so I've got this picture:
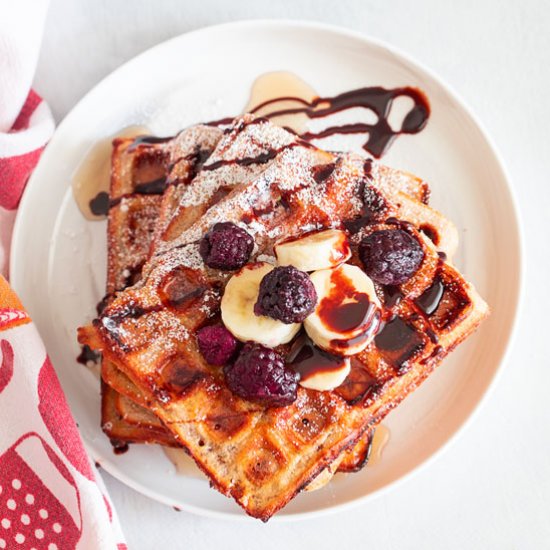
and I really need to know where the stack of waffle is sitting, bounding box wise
[79,116,488,520]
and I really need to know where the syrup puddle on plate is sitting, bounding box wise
[244,71,317,134]
[367,425,390,467]
[163,447,202,478]
[71,125,149,221]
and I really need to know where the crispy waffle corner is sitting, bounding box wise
[81,116,489,520]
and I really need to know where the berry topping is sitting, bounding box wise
[359,229,424,285]
[199,222,254,270]
[224,343,298,407]
[254,266,317,324]
[197,325,238,366]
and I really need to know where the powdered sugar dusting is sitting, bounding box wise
[169,125,222,165]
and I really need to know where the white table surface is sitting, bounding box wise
[34,1,549,548]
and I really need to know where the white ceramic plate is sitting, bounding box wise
[10,21,521,521]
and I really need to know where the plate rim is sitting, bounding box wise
[11,19,524,522]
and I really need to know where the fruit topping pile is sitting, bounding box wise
[194,222,425,406]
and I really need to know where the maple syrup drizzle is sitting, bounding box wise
[245,72,430,158]
[244,71,317,134]
[367,425,390,466]
[71,125,150,221]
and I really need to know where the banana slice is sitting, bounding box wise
[221,262,300,347]
[300,360,351,391]
[274,229,351,272]
[304,264,381,356]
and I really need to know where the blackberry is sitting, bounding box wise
[254,266,317,324]
[199,222,254,270]
[359,229,424,285]
[197,325,238,366]
[224,343,298,407]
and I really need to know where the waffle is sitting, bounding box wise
[81,116,488,520]
[102,120,380,478]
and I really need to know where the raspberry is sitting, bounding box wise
[254,266,317,324]
[359,229,424,285]
[199,222,254,270]
[224,343,298,407]
[197,325,238,366]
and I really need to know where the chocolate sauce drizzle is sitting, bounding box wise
[111,440,130,455]
[85,83,435,383]
[97,303,162,350]
[89,140,217,216]
[76,344,101,366]
[374,316,426,371]
[381,286,403,309]
[246,86,430,158]
[89,192,110,217]
[202,148,280,172]
[89,176,169,215]
[416,276,445,315]
[127,134,173,151]
[201,141,310,172]
[318,267,378,334]
[287,334,346,382]
[134,177,168,195]
[87,83,429,219]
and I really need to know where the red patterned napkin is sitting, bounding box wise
[0,279,126,549]
[0,4,127,549]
